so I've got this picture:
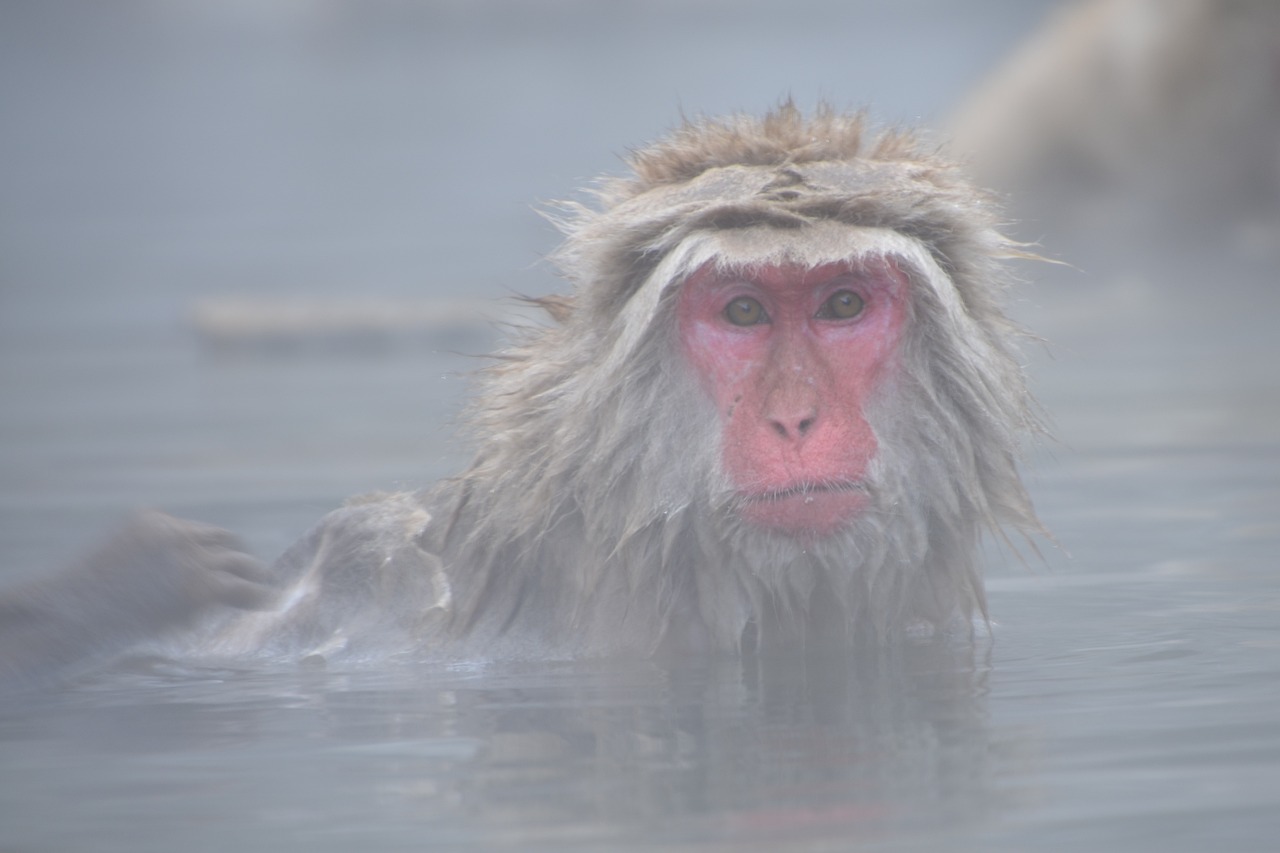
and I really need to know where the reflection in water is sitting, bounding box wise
[1,643,1000,850]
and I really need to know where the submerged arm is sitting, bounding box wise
[0,510,277,687]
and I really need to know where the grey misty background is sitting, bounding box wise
[0,0,1276,579]
[0,0,1058,331]
[0,0,1060,572]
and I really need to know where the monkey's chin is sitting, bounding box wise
[739,485,868,537]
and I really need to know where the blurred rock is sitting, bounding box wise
[192,296,536,356]
[951,0,1280,254]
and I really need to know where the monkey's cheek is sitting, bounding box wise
[739,490,868,538]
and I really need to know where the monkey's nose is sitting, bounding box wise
[769,411,818,441]
[763,372,821,442]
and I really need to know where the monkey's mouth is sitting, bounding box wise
[739,481,868,535]
[749,480,867,503]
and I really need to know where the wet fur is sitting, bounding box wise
[405,103,1044,659]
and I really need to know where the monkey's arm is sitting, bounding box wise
[210,491,452,661]
[0,510,277,687]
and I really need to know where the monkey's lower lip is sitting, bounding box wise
[748,481,867,503]
[740,482,868,535]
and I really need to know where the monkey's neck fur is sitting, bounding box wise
[428,105,1042,659]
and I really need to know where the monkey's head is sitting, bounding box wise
[465,104,1041,641]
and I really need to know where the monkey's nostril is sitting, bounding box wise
[770,416,815,439]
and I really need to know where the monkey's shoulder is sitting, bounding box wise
[275,489,443,594]
[215,490,454,660]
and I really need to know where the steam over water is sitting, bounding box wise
[2,2,1278,850]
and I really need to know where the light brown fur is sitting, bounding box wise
[231,103,1043,662]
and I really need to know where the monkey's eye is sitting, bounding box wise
[724,296,768,326]
[817,289,864,320]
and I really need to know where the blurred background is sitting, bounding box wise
[2,0,1280,601]
[0,0,1069,571]
[0,0,1276,596]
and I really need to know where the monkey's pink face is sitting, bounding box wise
[677,258,909,537]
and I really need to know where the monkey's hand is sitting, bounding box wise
[0,510,278,686]
[84,510,280,618]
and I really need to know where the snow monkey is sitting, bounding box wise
[0,104,1042,680]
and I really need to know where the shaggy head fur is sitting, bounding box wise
[435,103,1042,659]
